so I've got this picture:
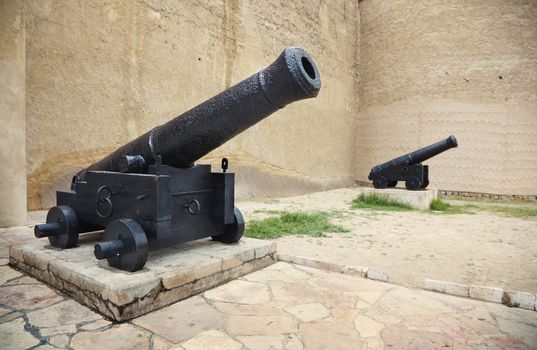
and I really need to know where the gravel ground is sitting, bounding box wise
[237,187,537,293]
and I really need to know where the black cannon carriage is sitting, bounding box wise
[34,47,321,271]
[368,136,458,190]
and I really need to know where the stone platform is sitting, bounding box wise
[358,187,438,210]
[9,233,276,321]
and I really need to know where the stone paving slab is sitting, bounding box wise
[2,260,537,349]
[9,232,276,321]
[135,262,537,349]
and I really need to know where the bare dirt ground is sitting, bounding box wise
[237,187,537,294]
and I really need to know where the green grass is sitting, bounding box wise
[429,198,537,218]
[348,191,537,219]
[245,211,349,239]
[429,198,451,211]
[351,193,413,211]
[482,205,537,218]
[429,198,476,214]
[351,193,537,219]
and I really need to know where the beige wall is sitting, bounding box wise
[2,0,536,224]
[357,0,537,195]
[0,0,26,226]
[24,0,360,210]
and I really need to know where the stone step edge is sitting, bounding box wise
[275,253,389,283]
[424,279,537,312]
[275,253,536,312]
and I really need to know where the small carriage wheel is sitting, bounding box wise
[372,176,388,189]
[34,206,80,249]
[405,177,422,191]
[96,219,148,272]
[212,207,245,244]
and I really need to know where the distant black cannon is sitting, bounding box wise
[34,47,321,271]
[368,136,458,190]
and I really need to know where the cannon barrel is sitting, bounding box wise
[82,47,321,178]
[370,135,458,174]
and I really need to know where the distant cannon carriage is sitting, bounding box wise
[34,47,321,271]
[368,136,458,190]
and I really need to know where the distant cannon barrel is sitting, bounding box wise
[371,135,458,175]
[81,47,321,178]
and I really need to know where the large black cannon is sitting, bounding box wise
[368,136,458,190]
[34,47,321,271]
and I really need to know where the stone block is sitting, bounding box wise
[9,233,275,321]
[276,254,343,272]
[501,290,536,311]
[277,254,369,278]
[367,269,389,283]
[424,279,469,297]
[469,285,504,304]
[341,264,368,278]
[357,187,438,210]
[423,279,444,293]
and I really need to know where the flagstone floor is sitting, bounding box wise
[1,222,536,349]
[1,258,536,348]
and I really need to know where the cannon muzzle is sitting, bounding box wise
[81,47,321,178]
[370,135,458,175]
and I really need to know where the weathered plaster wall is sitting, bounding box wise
[357,0,537,195]
[24,0,360,209]
[0,1,26,227]
[6,0,535,218]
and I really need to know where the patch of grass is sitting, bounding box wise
[245,211,349,239]
[351,193,413,211]
[429,198,476,214]
[430,198,537,218]
[429,198,451,211]
[482,205,537,218]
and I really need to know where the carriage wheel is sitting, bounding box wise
[94,219,148,272]
[372,176,388,189]
[34,206,80,249]
[405,177,422,191]
[212,207,245,244]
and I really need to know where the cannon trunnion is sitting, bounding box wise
[368,136,458,191]
[34,47,321,271]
